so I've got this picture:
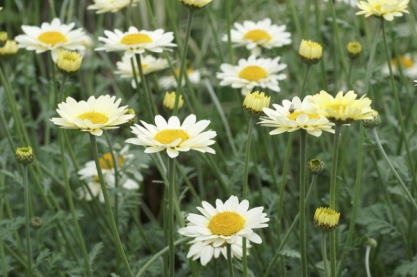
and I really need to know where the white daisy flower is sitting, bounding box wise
[159,68,201,89]
[259,96,335,137]
[115,54,169,88]
[50,95,134,136]
[217,55,287,95]
[126,114,216,158]
[87,0,141,13]
[185,236,250,266]
[77,146,144,202]
[15,18,89,61]
[178,195,269,248]
[356,0,409,21]
[381,54,417,79]
[95,26,176,58]
[223,18,291,57]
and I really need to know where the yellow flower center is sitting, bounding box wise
[243,29,271,43]
[374,4,382,12]
[208,212,245,236]
[238,66,267,81]
[391,56,414,69]
[78,112,109,124]
[120,33,153,45]
[287,111,321,121]
[99,153,125,170]
[154,129,190,145]
[37,31,67,46]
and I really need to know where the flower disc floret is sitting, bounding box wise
[178,195,269,248]
[126,114,217,158]
[259,96,335,137]
[308,90,373,123]
[217,55,287,95]
[15,18,88,61]
[50,95,134,136]
[356,0,409,21]
[95,26,176,58]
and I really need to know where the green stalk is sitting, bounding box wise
[135,238,190,277]
[321,232,330,277]
[327,0,348,75]
[363,23,381,98]
[371,128,417,211]
[60,130,94,277]
[167,157,176,277]
[365,246,372,277]
[89,134,133,277]
[227,244,235,277]
[135,54,156,119]
[173,9,195,115]
[329,123,342,277]
[337,124,364,276]
[380,20,416,190]
[299,130,308,277]
[242,115,255,277]
[23,165,32,277]
[299,65,311,98]
[225,0,234,64]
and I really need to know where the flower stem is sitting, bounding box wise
[167,157,176,277]
[327,0,348,75]
[299,65,311,98]
[299,130,308,277]
[225,0,234,64]
[173,9,195,115]
[89,134,133,277]
[329,123,342,277]
[321,232,330,277]
[23,165,32,277]
[365,245,372,277]
[371,127,417,211]
[227,244,235,277]
[135,54,156,120]
[363,22,381,97]
[242,115,255,276]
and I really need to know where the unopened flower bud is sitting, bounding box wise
[30,217,43,229]
[163,91,184,110]
[365,238,377,248]
[0,32,7,47]
[122,109,137,127]
[362,110,381,128]
[0,40,18,57]
[179,0,212,10]
[243,91,270,116]
[15,147,34,165]
[56,50,82,74]
[299,39,322,65]
[314,207,340,231]
[347,41,362,59]
[308,158,325,174]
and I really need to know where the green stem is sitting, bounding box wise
[23,165,32,277]
[134,238,190,277]
[337,124,364,277]
[363,22,382,97]
[167,157,176,277]
[225,0,234,64]
[327,0,348,76]
[242,115,255,277]
[60,131,93,277]
[371,128,417,211]
[227,244,235,277]
[321,232,330,277]
[299,65,311,98]
[173,9,195,116]
[329,123,342,277]
[135,54,156,119]
[299,130,308,277]
[89,134,133,277]
[347,60,354,90]
[365,246,372,277]
[380,19,416,190]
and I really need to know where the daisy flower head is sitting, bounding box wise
[56,50,83,74]
[0,40,19,56]
[259,96,335,137]
[299,39,322,64]
[50,95,134,136]
[308,90,373,123]
[77,146,143,202]
[114,54,169,88]
[185,236,250,266]
[159,67,201,89]
[95,26,176,58]
[356,0,409,21]
[243,91,270,115]
[179,0,212,10]
[15,18,88,61]
[87,0,140,13]
[217,55,287,96]
[381,54,417,79]
[178,195,269,249]
[126,114,216,158]
[163,91,184,110]
[223,18,291,57]
[314,207,340,231]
